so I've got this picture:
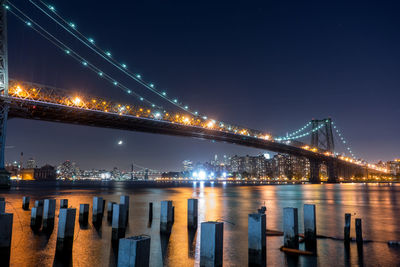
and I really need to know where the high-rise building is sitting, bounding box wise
[26,157,36,169]
[182,160,193,171]
[387,159,400,176]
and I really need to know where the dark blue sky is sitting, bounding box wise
[5,0,400,170]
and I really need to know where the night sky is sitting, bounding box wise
[5,0,400,171]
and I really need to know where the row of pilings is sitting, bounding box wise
[0,196,393,267]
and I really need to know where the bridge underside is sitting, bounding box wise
[1,97,380,183]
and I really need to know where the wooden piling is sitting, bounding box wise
[355,218,363,244]
[344,213,351,243]
[283,207,298,249]
[200,221,224,267]
[117,235,151,267]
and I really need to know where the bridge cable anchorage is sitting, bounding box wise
[13,1,265,139]
[275,121,312,140]
[5,1,165,112]
[275,122,325,141]
[29,0,203,118]
[331,121,356,159]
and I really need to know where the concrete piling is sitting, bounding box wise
[117,235,151,267]
[60,199,68,209]
[160,200,173,233]
[112,203,126,240]
[22,196,30,210]
[248,213,266,267]
[31,206,43,229]
[79,204,89,225]
[355,218,363,244]
[35,200,44,208]
[92,196,104,224]
[0,200,5,213]
[107,201,116,222]
[304,204,316,242]
[0,213,13,249]
[283,207,299,249]
[172,206,175,224]
[120,195,129,226]
[200,221,224,267]
[56,208,76,252]
[43,199,56,229]
[187,199,198,229]
[149,202,153,221]
[344,213,351,243]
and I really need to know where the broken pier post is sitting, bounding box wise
[0,213,13,249]
[112,203,126,240]
[120,195,129,226]
[117,235,151,267]
[248,213,266,267]
[60,199,68,209]
[79,204,89,225]
[56,208,76,252]
[160,200,173,233]
[283,207,299,249]
[187,199,198,229]
[43,199,56,229]
[92,196,104,224]
[22,196,30,210]
[355,218,363,245]
[344,213,351,243]
[200,221,224,267]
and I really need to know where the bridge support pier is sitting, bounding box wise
[309,159,321,184]
[327,161,339,183]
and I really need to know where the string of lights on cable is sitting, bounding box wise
[276,121,312,140]
[5,1,166,113]
[274,122,325,141]
[29,0,203,118]
[331,121,356,159]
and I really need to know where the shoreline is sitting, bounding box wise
[3,180,398,190]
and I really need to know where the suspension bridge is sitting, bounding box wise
[0,1,388,187]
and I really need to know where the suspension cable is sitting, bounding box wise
[5,1,165,111]
[30,0,202,117]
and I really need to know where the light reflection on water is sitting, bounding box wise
[1,182,400,266]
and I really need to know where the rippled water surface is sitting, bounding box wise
[1,182,400,266]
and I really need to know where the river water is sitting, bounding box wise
[1,182,399,266]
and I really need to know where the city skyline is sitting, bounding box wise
[4,0,400,170]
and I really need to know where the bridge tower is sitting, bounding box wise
[311,118,334,153]
[309,118,336,183]
[0,1,10,188]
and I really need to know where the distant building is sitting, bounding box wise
[57,160,80,179]
[26,158,36,169]
[182,160,193,171]
[387,159,400,176]
[20,164,56,181]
